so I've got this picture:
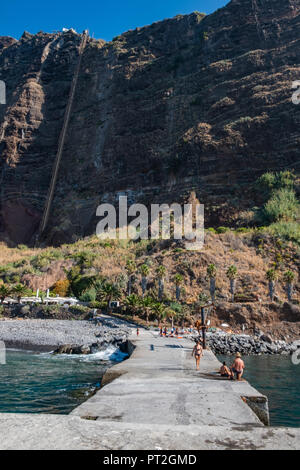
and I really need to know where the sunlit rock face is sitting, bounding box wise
[0,0,299,245]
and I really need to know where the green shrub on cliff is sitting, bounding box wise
[269,222,300,244]
[79,288,97,302]
[263,188,299,223]
[255,170,295,198]
[216,226,230,234]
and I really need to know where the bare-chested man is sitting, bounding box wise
[231,353,245,381]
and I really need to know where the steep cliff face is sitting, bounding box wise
[0,0,299,245]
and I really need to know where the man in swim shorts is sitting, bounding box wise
[231,353,245,381]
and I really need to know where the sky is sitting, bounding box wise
[0,0,228,41]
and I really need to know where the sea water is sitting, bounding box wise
[0,346,127,414]
[218,354,300,428]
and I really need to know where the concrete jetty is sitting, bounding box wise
[0,327,299,450]
[72,329,269,427]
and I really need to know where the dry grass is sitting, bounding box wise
[0,242,42,265]
[0,230,298,302]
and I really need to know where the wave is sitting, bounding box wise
[38,345,128,363]
[89,345,128,362]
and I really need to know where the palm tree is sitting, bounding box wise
[125,294,141,315]
[140,264,150,298]
[266,269,278,302]
[141,296,154,324]
[169,302,185,327]
[166,308,178,329]
[97,282,121,312]
[12,284,28,304]
[198,293,209,306]
[156,265,166,300]
[125,260,136,296]
[226,265,238,302]
[0,284,10,303]
[152,302,167,325]
[74,251,95,273]
[207,264,217,302]
[173,274,183,301]
[283,270,296,302]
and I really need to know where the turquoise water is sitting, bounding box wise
[218,354,300,428]
[0,347,127,414]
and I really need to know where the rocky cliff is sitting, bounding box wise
[0,0,299,245]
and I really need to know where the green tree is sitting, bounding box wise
[156,265,166,300]
[97,283,121,312]
[173,274,183,301]
[283,270,296,302]
[169,302,186,326]
[226,265,238,302]
[166,307,178,329]
[266,269,278,302]
[74,251,96,273]
[207,264,217,302]
[141,296,154,324]
[12,283,29,303]
[79,288,97,302]
[73,275,96,298]
[152,302,167,324]
[0,284,11,303]
[125,294,141,315]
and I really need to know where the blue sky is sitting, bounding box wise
[0,0,228,41]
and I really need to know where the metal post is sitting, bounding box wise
[201,307,206,349]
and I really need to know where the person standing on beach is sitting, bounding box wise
[192,340,203,370]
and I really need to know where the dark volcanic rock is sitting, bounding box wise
[208,332,299,355]
[0,0,299,244]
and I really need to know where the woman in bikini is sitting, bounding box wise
[192,340,203,370]
[219,361,232,379]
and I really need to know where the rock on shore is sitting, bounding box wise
[0,317,130,353]
[207,332,300,356]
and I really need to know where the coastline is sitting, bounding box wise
[0,317,130,354]
[1,316,298,356]
[0,325,300,449]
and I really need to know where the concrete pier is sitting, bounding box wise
[0,327,299,450]
[72,329,269,427]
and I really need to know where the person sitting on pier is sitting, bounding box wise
[231,353,245,381]
[219,361,231,378]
